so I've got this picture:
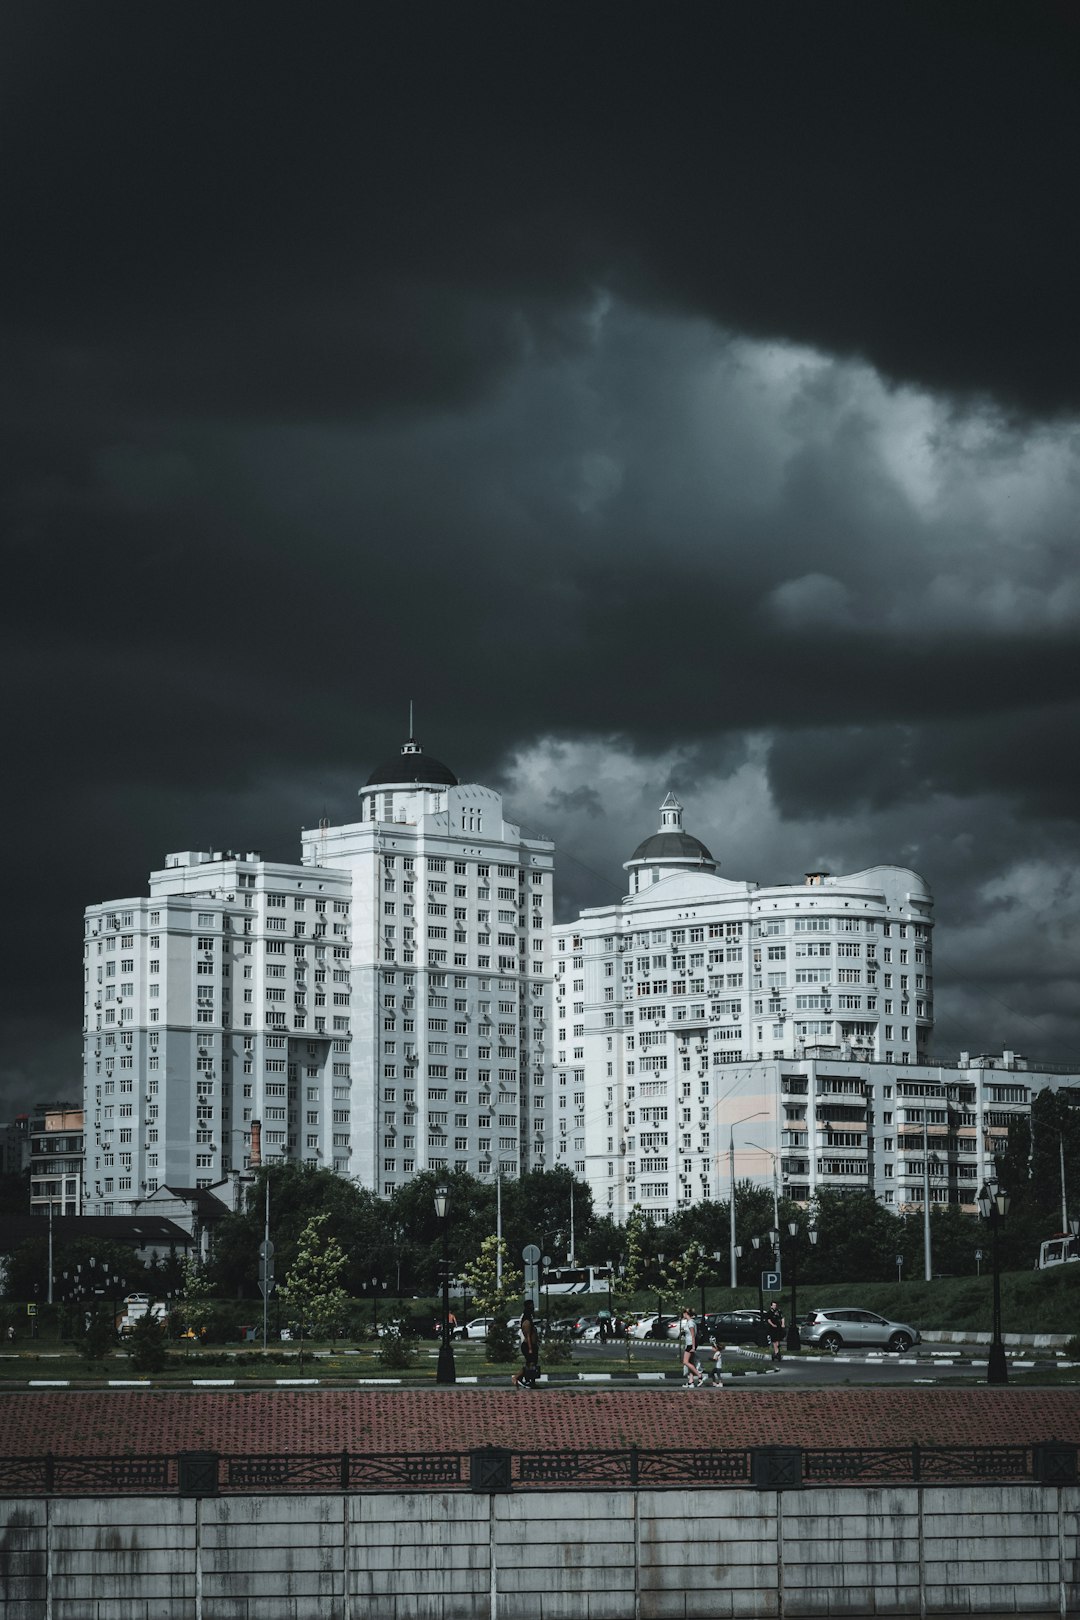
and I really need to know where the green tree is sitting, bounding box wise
[662,1240,711,1309]
[175,1257,214,1346]
[620,1209,648,1298]
[460,1235,523,1364]
[388,1167,494,1293]
[810,1191,902,1284]
[280,1213,349,1367]
[501,1167,595,1268]
[461,1234,522,1314]
[210,1162,387,1299]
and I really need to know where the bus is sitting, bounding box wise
[1037,1234,1080,1270]
[540,1265,615,1295]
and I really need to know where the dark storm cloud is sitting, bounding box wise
[2,2,1080,1114]
[3,3,1079,419]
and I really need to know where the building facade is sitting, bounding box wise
[28,1104,84,1216]
[299,734,554,1195]
[83,851,354,1213]
[82,734,553,1210]
[553,794,936,1220]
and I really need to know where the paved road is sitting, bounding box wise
[571,1338,1071,1386]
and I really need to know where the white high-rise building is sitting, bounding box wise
[553,794,936,1221]
[83,850,354,1213]
[82,734,555,1209]
[300,733,554,1196]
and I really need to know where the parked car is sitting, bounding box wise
[800,1307,921,1353]
[627,1314,680,1340]
[699,1310,765,1344]
[568,1314,601,1337]
[453,1317,495,1340]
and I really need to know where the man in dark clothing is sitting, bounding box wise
[765,1300,785,1361]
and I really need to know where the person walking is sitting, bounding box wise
[679,1307,704,1388]
[512,1300,541,1391]
[707,1328,725,1388]
[765,1299,785,1361]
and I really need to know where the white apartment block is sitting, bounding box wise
[553,794,937,1221]
[663,1048,1071,1224]
[83,851,354,1213]
[300,734,554,1196]
[83,734,554,1212]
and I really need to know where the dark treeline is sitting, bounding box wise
[5,1086,1077,1302]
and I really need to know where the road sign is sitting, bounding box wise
[259,1240,275,1259]
[257,1280,276,1298]
[26,1304,37,1316]
[522,1244,541,1309]
[761,1270,781,1292]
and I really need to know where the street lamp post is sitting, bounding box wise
[921,1135,939,1282]
[784,1219,817,1354]
[433,1180,456,1385]
[728,1111,768,1286]
[979,1183,1010,1385]
[370,1276,388,1337]
[750,1235,766,1346]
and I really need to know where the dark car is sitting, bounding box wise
[700,1310,766,1344]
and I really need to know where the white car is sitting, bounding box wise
[627,1314,680,1340]
[453,1317,495,1340]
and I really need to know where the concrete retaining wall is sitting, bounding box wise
[3,1483,1077,1619]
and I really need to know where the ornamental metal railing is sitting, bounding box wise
[1,1442,1075,1497]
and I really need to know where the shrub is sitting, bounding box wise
[540,1329,573,1366]
[126,1312,170,1374]
[376,1322,419,1370]
[486,1316,518,1364]
[77,1307,117,1364]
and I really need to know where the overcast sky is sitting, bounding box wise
[3,2,1079,1120]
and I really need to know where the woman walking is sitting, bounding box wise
[679,1307,705,1388]
[512,1300,541,1391]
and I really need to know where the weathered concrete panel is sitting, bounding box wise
[4,1481,1080,1620]
[0,1500,47,1620]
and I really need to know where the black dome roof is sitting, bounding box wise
[364,738,458,788]
[627,830,715,865]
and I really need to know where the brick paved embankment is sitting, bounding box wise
[3,1387,1079,1456]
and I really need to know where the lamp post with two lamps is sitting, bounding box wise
[978,1183,1010,1385]
[728,1111,767,1287]
[370,1276,388,1337]
[749,1235,769,1346]
[777,1219,817,1354]
[433,1179,456,1385]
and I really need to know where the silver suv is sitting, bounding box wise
[800,1307,920,1353]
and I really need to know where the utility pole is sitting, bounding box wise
[261,1178,271,1351]
[495,1170,503,1290]
[922,1133,933,1282]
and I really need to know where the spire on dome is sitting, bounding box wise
[658,793,684,833]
